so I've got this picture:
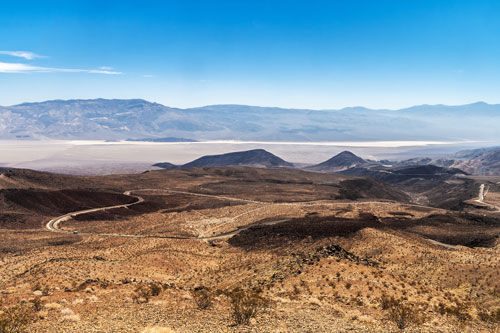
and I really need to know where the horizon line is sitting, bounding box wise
[1,98,497,111]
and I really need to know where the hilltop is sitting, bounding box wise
[155,149,294,169]
[306,151,367,172]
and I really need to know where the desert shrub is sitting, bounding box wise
[133,285,152,304]
[490,308,500,322]
[479,308,500,323]
[380,296,424,330]
[41,285,50,296]
[31,282,49,296]
[132,283,163,303]
[191,287,214,310]
[0,304,33,333]
[149,283,162,297]
[435,302,472,322]
[30,298,42,312]
[226,288,269,325]
[99,280,111,289]
[380,295,395,310]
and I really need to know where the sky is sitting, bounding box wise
[1,0,499,109]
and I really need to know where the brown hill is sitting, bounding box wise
[181,149,294,168]
[306,151,367,172]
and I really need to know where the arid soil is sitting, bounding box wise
[1,167,500,332]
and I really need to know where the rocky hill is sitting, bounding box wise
[306,151,367,172]
[181,149,294,169]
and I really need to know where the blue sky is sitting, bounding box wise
[1,0,499,109]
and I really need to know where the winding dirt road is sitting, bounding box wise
[475,183,500,211]
[45,192,158,239]
[45,189,286,240]
[46,188,448,241]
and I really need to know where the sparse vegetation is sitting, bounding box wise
[1,166,500,331]
[191,287,214,310]
[380,296,424,330]
[29,298,42,313]
[435,302,472,322]
[132,284,152,304]
[148,282,162,297]
[226,288,269,325]
[0,303,33,333]
[478,308,500,323]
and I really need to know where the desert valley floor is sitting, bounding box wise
[1,166,500,332]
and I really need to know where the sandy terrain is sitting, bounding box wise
[1,167,500,332]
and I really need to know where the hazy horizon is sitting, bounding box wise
[1,97,498,111]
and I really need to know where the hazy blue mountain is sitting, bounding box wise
[0,99,499,141]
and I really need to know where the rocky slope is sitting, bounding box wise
[451,147,500,175]
[386,147,500,175]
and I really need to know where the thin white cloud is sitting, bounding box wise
[0,51,44,60]
[99,66,113,70]
[0,62,122,75]
[142,74,157,78]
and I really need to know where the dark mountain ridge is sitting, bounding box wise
[181,149,294,169]
[306,151,367,172]
[152,162,178,170]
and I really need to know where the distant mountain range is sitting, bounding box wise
[1,99,500,141]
